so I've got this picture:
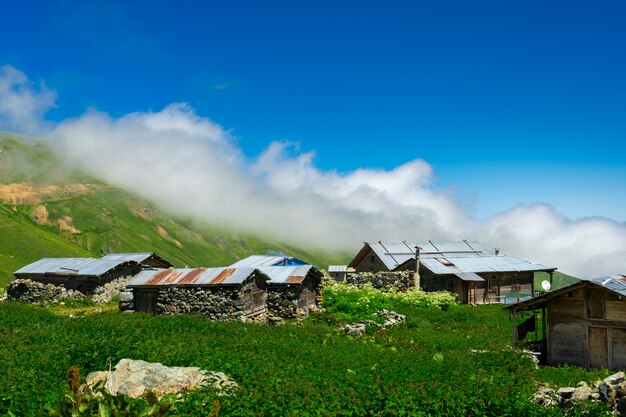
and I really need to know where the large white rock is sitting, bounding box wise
[85,359,237,398]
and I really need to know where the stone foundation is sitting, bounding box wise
[155,287,248,321]
[344,271,414,291]
[6,279,84,303]
[267,288,299,318]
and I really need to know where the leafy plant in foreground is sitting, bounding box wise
[49,365,176,417]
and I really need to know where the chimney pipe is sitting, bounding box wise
[414,246,421,290]
[495,248,500,256]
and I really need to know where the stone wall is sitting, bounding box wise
[155,287,247,321]
[7,279,84,303]
[344,271,415,291]
[267,288,299,318]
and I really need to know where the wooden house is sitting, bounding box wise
[506,275,626,370]
[348,240,556,304]
[13,258,142,294]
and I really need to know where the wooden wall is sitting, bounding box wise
[547,287,626,370]
[353,248,392,272]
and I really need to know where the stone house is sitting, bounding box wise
[259,265,323,318]
[506,275,626,370]
[13,257,142,294]
[125,267,268,319]
[347,240,556,304]
[123,264,323,320]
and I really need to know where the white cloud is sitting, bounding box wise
[1,66,625,277]
[0,65,56,134]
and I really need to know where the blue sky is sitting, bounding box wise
[2,0,625,221]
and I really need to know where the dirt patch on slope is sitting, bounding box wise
[0,183,100,205]
[127,200,156,221]
[155,225,182,248]
[30,205,50,224]
[57,216,81,234]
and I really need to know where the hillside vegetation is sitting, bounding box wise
[0,287,609,416]
[0,134,348,287]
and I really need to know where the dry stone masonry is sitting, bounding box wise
[91,276,134,305]
[154,287,247,321]
[532,371,626,415]
[345,271,414,291]
[7,279,84,303]
[267,288,299,318]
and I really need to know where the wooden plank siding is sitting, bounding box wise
[546,288,626,370]
[549,323,586,367]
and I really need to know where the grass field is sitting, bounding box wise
[0,286,610,416]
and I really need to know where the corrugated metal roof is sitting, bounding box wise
[328,265,348,272]
[258,265,316,285]
[507,275,626,311]
[14,258,134,277]
[127,267,258,287]
[420,255,554,275]
[366,240,492,270]
[590,276,626,297]
[101,253,155,263]
[229,255,308,268]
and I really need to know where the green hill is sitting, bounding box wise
[0,134,349,287]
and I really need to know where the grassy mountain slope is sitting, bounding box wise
[0,134,349,287]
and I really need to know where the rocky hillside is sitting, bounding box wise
[0,133,349,287]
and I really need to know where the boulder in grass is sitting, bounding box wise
[84,359,238,398]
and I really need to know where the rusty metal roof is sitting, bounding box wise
[127,265,319,287]
[14,258,138,277]
[230,255,308,268]
[126,267,259,287]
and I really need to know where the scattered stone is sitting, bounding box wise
[533,373,626,413]
[373,309,406,328]
[343,323,366,337]
[557,387,576,399]
[605,372,625,386]
[84,359,238,399]
[598,381,616,403]
[572,382,592,403]
[616,397,626,416]
[268,316,283,325]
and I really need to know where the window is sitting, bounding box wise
[436,258,454,266]
[586,289,605,319]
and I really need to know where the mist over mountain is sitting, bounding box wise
[1,65,625,277]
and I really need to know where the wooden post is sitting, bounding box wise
[473,282,477,305]
[512,310,518,348]
[542,307,547,363]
